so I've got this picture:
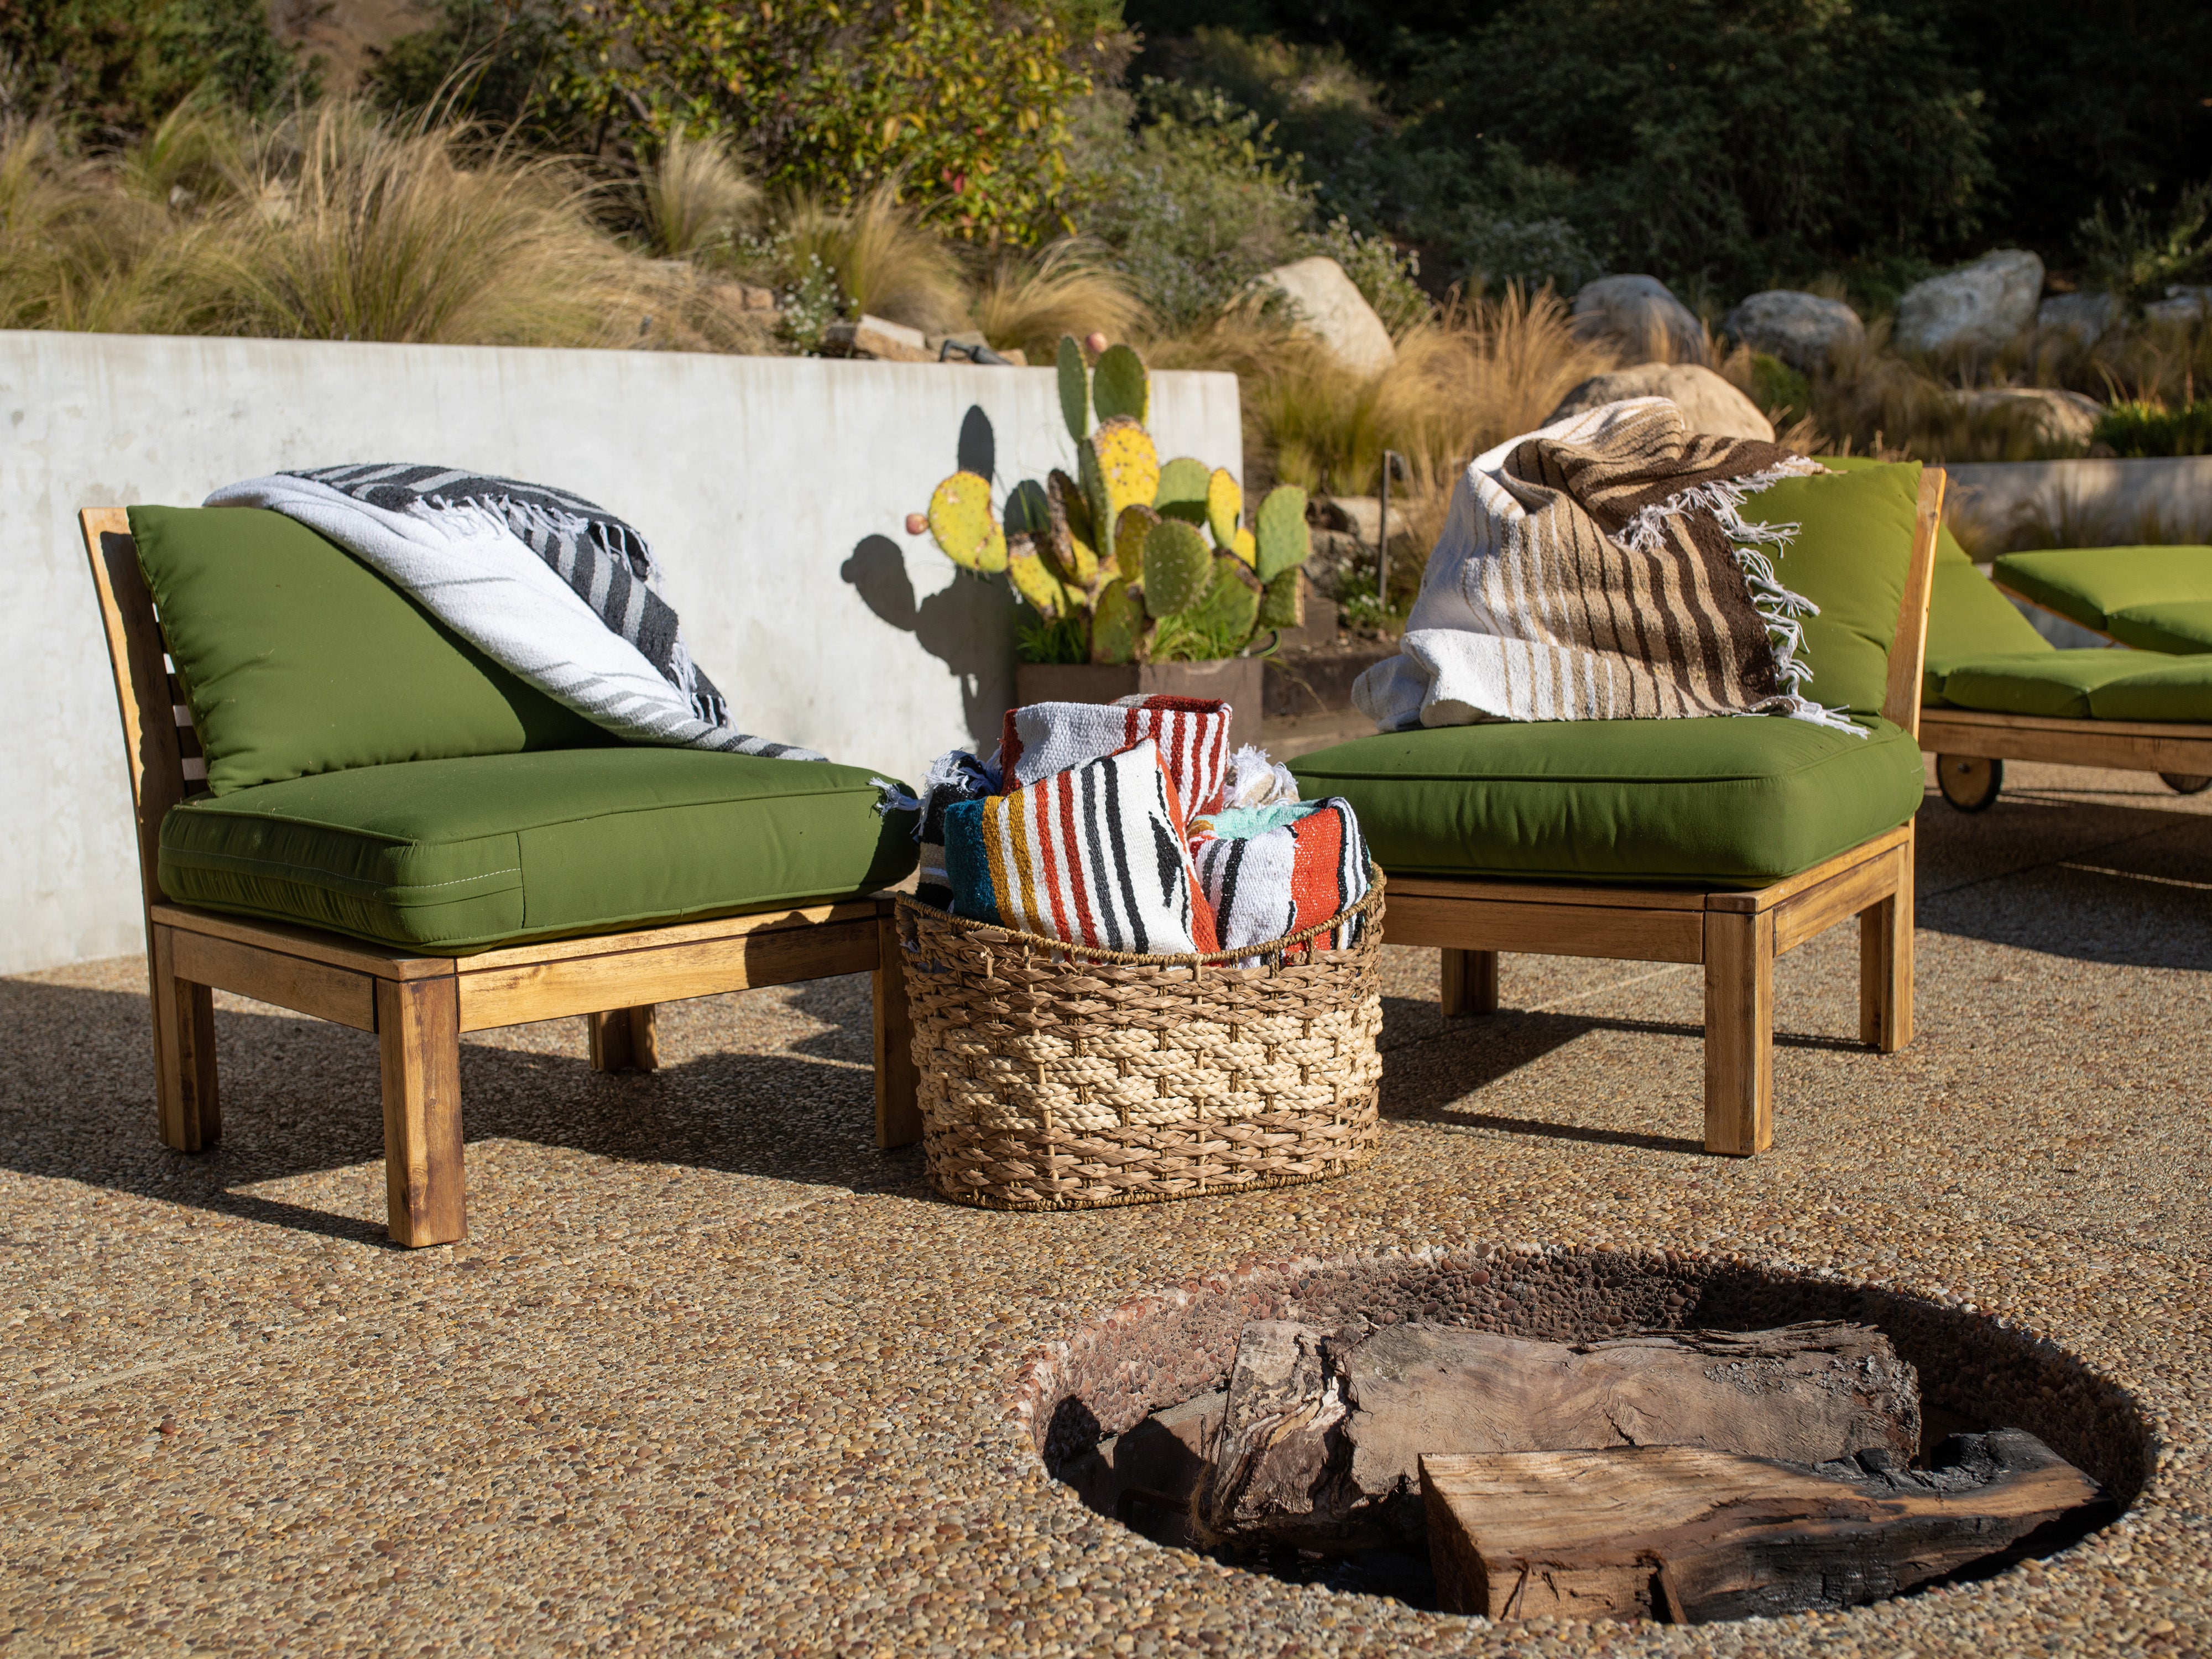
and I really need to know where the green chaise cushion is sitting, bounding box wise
[1287,715,1924,889]
[2086,656,2212,722]
[2104,599,2212,655]
[1730,460,1922,717]
[159,748,917,955]
[130,504,611,795]
[1932,648,2212,719]
[1991,546,2212,647]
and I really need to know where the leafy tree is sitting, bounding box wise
[0,0,298,135]
[551,0,1119,240]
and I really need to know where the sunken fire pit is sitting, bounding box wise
[1011,1245,2150,1623]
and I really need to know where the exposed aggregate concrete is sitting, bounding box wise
[3,762,2210,1657]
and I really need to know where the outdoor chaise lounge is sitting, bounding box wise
[1912,532,2212,809]
[1288,462,1944,1157]
[84,505,920,1248]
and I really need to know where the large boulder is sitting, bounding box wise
[2143,285,2212,326]
[1571,274,1707,363]
[1895,251,2044,357]
[2037,291,2122,348]
[1255,256,1396,378]
[1723,290,1864,372]
[1546,362,1775,441]
[1953,387,2103,451]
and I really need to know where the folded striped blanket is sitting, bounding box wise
[943,738,1219,955]
[207,465,822,760]
[1001,696,1234,819]
[1192,798,1371,959]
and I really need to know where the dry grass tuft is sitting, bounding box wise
[641,131,761,262]
[776,183,971,333]
[974,239,1146,361]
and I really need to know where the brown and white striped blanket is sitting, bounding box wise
[1353,399,1854,734]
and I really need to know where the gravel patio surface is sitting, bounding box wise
[3,760,2209,1658]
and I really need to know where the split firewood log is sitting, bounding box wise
[1421,1430,2111,1622]
[1199,1319,1919,1552]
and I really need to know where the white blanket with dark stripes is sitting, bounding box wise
[206,465,823,760]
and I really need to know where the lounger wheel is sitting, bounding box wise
[1936,754,2002,812]
[2159,772,2212,795]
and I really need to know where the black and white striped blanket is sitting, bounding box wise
[207,463,822,760]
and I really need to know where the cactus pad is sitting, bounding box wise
[1206,468,1243,550]
[1258,564,1306,630]
[926,471,1006,573]
[1232,526,1258,567]
[1056,336,1089,444]
[1113,504,1159,587]
[1079,416,1160,572]
[1186,555,1262,644]
[1155,457,1211,524]
[1045,470,1100,589]
[1141,519,1212,617]
[1254,484,1311,582]
[1091,343,1150,425]
[1007,538,1071,620]
[1089,578,1146,665]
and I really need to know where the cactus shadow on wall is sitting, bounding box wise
[841,533,1016,750]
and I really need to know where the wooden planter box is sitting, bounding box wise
[1014,657,1266,754]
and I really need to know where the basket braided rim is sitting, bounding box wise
[894,862,1386,969]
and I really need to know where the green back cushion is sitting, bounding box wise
[1993,546,2212,634]
[1736,461,1922,716]
[2105,599,2212,655]
[1923,565,2054,702]
[130,505,610,796]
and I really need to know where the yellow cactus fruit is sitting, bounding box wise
[926,471,1006,573]
[1205,468,1243,550]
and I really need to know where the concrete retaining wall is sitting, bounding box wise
[0,331,1241,973]
[1945,457,2212,546]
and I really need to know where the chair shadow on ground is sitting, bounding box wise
[0,972,920,1247]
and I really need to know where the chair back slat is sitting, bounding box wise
[1880,467,1945,742]
[80,508,190,910]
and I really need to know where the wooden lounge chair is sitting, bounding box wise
[84,506,920,1248]
[1290,465,1945,1156]
[1913,541,2212,808]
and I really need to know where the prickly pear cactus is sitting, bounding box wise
[1258,564,1305,630]
[1056,336,1089,444]
[1206,468,1243,551]
[1091,343,1149,425]
[1089,577,1145,665]
[1232,525,1258,568]
[1079,416,1159,571]
[1008,542,1071,620]
[1045,471,1100,589]
[1186,555,1264,644]
[1254,484,1311,582]
[1155,457,1211,524]
[927,472,1007,573]
[1141,519,1213,617]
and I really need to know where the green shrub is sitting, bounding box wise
[0,0,299,134]
[2094,400,2212,457]
[1747,352,1811,425]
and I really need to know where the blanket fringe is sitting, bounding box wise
[1615,458,1862,738]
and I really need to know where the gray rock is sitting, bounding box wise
[1547,362,1774,441]
[2143,285,2212,326]
[1723,290,1865,372]
[2037,291,2122,348]
[1255,257,1396,378]
[1895,251,2044,357]
[1953,387,2103,450]
[821,314,933,363]
[1571,274,1708,364]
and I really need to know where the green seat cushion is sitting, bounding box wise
[1936,649,2151,718]
[159,748,917,954]
[2086,655,2212,722]
[1287,715,1924,888]
[2105,599,2212,655]
[1923,564,2054,703]
[1731,461,1922,717]
[1991,546,2212,641]
[129,505,611,795]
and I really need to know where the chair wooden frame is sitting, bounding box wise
[82,507,920,1248]
[1382,469,1946,1156]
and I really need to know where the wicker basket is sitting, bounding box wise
[894,873,1386,1211]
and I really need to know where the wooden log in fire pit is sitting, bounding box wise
[1421,1430,2110,1623]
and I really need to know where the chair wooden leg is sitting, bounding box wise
[1859,841,1914,1053]
[148,922,218,1151]
[873,909,922,1149]
[588,1006,659,1072]
[1441,948,1499,1016]
[1703,910,1774,1156]
[377,976,466,1248]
